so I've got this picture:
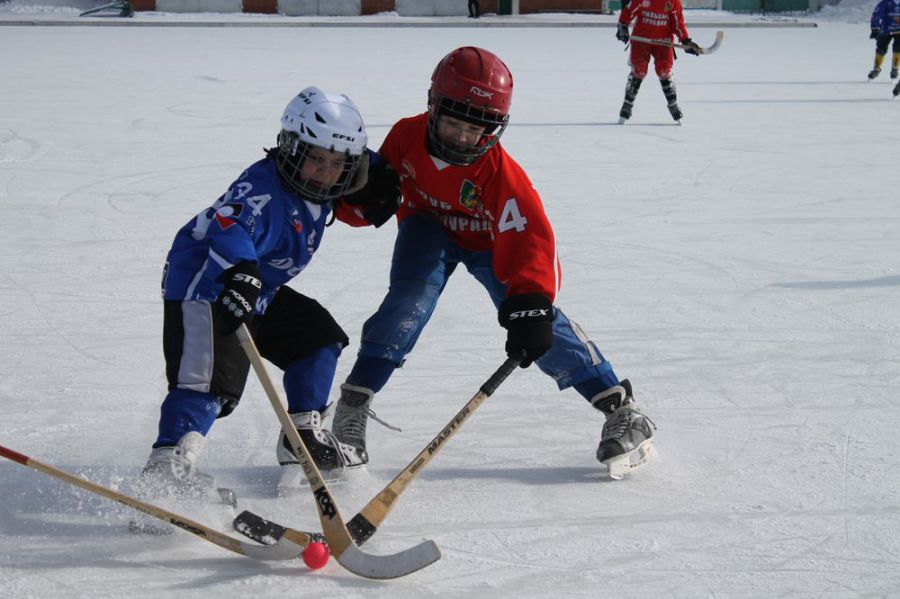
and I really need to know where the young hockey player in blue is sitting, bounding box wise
[140,87,399,496]
[868,0,900,80]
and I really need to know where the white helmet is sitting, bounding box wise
[275,87,368,203]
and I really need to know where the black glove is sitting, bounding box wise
[870,28,879,39]
[682,38,702,55]
[343,160,401,228]
[214,262,262,335]
[498,293,553,368]
[616,23,630,44]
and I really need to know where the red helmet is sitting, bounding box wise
[427,47,513,165]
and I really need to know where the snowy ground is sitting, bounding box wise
[1,16,899,598]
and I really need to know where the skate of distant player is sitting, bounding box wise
[615,0,701,124]
[328,46,656,480]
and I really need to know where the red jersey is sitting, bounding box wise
[378,113,560,302]
[619,0,689,42]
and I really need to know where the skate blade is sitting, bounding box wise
[276,463,365,495]
[127,486,236,533]
[216,487,238,509]
[604,439,655,480]
[617,117,628,125]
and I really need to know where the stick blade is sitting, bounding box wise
[702,30,725,55]
[336,540,441,580]
[233,510,287,544]
[240,535,306,561]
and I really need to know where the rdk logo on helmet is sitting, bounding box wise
[469,86,493,99]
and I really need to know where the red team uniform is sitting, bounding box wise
[330,47,656,479]
[382,113,559,301]
[616,0,699,123]
[620,0,690,79]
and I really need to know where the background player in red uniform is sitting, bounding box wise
[616,0,701,124]
[328,46,656,479]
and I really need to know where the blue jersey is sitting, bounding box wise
[162,155,330,314]
[871,0,900,35]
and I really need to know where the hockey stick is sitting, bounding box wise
[631,30,724,55]
[235,324,440,579]
[0,443,307,561]
[234,357,521,547]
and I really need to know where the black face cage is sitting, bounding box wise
[427,96,509,166]
[275,131,361,204]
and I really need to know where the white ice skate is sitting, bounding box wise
[137,431,214,499]
[132,431,235,533]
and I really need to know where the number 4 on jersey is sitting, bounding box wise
[497,198,527,233]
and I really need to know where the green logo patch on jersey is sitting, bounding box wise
[459,179,479,211]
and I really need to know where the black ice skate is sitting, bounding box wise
[667,103,683,123]
[618,101,633,124]
[617,74,643,124]
[276,406,366,492]
[893,80,900,97]
[660,77,682,124]
[868,67,881,80]
[891,68,899,79]
[591,380,656,479]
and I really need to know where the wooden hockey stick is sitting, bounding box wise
[346,356,520,543]
[631,30,724,55]
[235,324,440,579]
[0,443,307,561]
[234,357,521,546]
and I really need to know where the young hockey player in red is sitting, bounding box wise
[327,46,656,480]
[616,0,701,124]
